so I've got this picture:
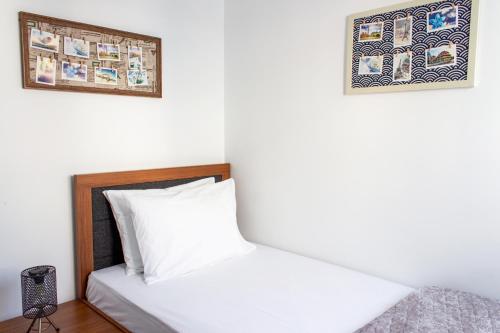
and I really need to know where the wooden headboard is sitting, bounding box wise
[73,164,230,301]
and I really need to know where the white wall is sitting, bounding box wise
[225,0,500,300]
[0,0,224,320]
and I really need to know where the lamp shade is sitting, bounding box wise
[21,266,57,319]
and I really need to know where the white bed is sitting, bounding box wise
[87,244,413,333]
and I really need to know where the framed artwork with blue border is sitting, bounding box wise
[345,0,479,94]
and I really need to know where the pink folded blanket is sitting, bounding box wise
[356,286,500,333]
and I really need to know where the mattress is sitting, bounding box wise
[87,244,413,333]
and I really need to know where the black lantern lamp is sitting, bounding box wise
[21,266,59,332]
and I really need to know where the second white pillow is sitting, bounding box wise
[127,178,255,284]
[103,177,215,275]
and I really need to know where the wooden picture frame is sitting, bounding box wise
[19,12,162,98]
[345,0,479,94]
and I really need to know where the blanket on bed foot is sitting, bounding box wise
[355,286,500,333]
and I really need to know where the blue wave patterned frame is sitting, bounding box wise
[350,0,473,90]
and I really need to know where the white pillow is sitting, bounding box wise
[126,178,255,284]
[103,177,215,275]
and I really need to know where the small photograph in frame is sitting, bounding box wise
[426,44,457,69]
[128,46,143,69]
[95,67,118,85]
[30,28,59,53]
[359,22,384,42]
[61,61,87,82]
[393,52,412,82]
[97,43,121,61]
[35,56,56,85]
[64,36,90,58]
[127,70,148,86]
[394,17,412,47]
[358,55,384,75]
[427,6,459,32]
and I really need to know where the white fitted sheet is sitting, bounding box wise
[87,244,413,333]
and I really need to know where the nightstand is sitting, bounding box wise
[0,300,123,333]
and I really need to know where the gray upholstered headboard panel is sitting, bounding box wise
[91,175,223,271]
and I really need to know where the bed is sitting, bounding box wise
[74,164,500,333]
[87,244,412,333]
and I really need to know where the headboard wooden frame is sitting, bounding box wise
[73,163,230,305]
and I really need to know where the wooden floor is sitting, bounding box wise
[0,300,123,333]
